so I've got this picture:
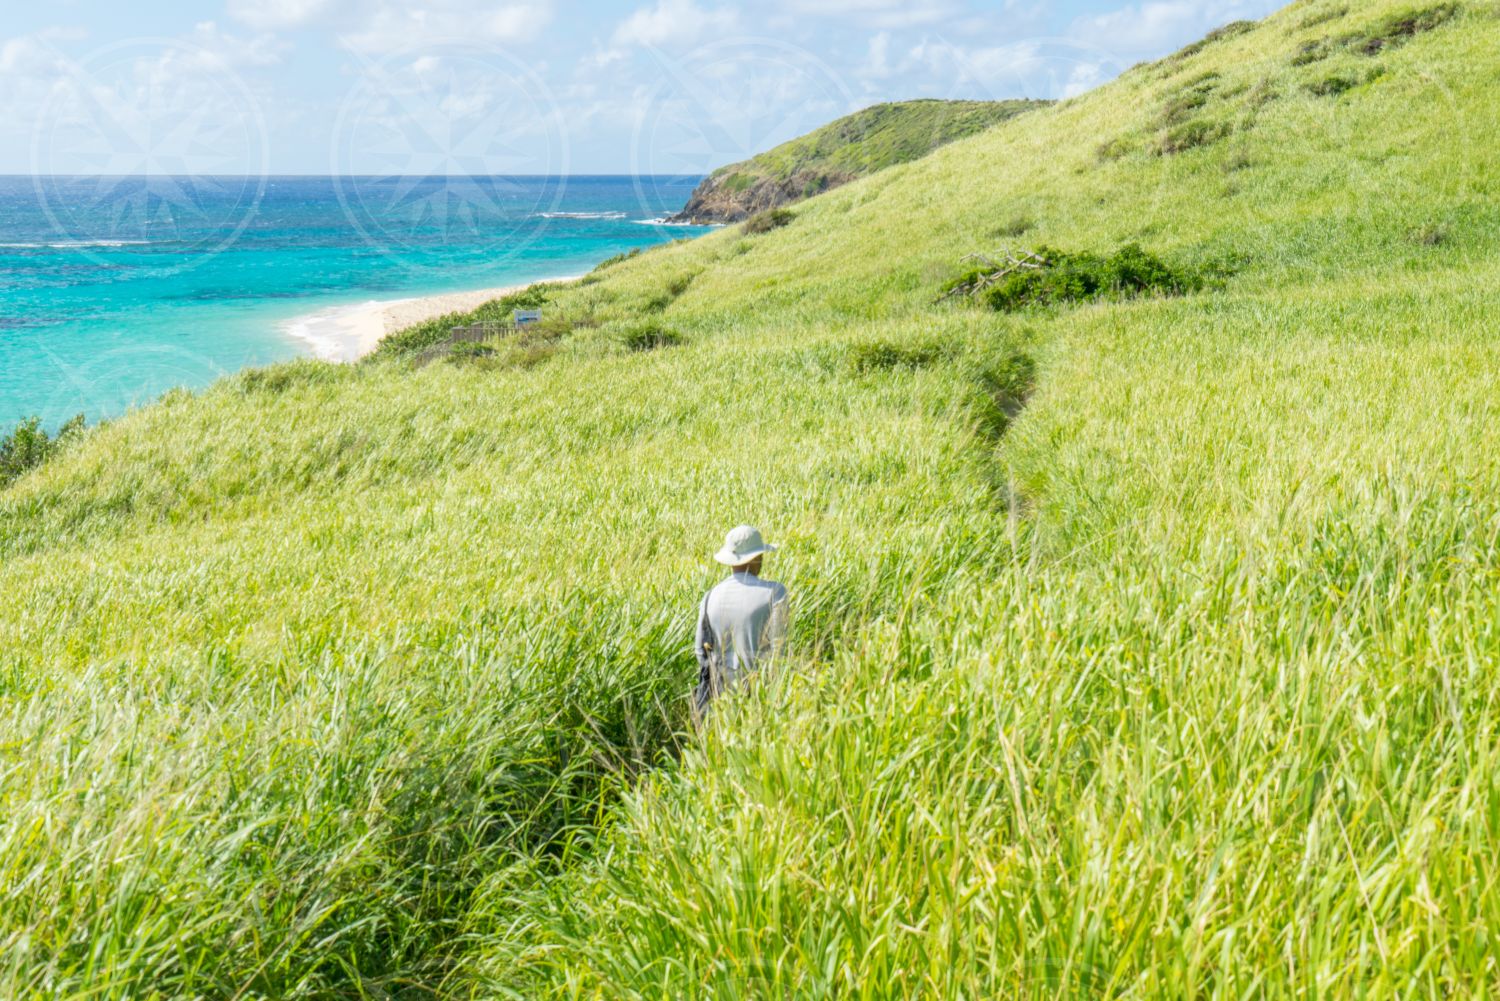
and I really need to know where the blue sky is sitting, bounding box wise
[1,0,1283,176]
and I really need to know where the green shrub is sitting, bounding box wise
[995,215,1036,238]
[800,175,831,199]
[1161,91,1211,127]
[591,248,640,274]
[981,244,1201,312]
[1341,3,1460,54]
[1224,149,1254,172]
[1308,66,1385,96]
[644,270,700,313]
[1170,19,1257,60]
[1411,223,1449,246]
[523,312,594,343]
[845,339,947,374]
[505,342,559,369]
[618,322,683,351]
[372,285,552,359]
[1,414,85,489]
[1249,78,1282,106]
[744,208,796,235]
[720,172,755,193]
[1158,119,1228,155]
[1308,73,1358,96]
[447,342,497,362]
[239,360,341,394]
[1096,137,1134,162]
[1291,39,1331,65]
[1297,4,1348,30]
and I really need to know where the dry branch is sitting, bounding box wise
[938,248,1051,302]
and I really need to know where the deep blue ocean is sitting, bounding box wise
[0,175,707,428]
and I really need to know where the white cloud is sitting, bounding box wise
[225,0,338,32]
[1062,61,1109,98]
[0,36,62,77]
[781,0,958,30]
[184,22,289,68]
[611,0,740,50]
[343,2,554,52]
[898,35,1139,102]
[226,0,555,52]
[861,31,893,80]
[1068,0,1264,57]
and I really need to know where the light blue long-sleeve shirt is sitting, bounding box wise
[694,572,789,711]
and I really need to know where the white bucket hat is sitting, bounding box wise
[714,525,777,567]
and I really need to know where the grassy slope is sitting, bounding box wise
[3,0,1500,996]
[718,99,1045,181]
[672,98,1043,220]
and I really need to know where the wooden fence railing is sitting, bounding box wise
[414,314,543,367]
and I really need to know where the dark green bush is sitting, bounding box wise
[370,285,553,360]
[1291,39,1330,65]
[644,270,701,312]
[1411,223,1449,246]
[523,312,594,343]
[995,215,1036,238]
[1158,119,1228,155]
[619,322,683,352]
[1,414,85,489]
[1249,79,1281,107]
[447,342,497,362]
[1341,3,1460,54]
[1171,19,1257,60]
[1096,137,1133,162]
[980,244,1201,312]
[1297,5,1348,30]
[240,360,341,394]
[1308,66,1384,96]
[845,340,947,374]
[590,248,640,274]
[1161,91,1211,127]
[744,208,796,235]
[507,343,559,369]
[1307,73,1358,96]
[720,172,755,193]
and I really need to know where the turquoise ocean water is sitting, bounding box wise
[0,175,708,428]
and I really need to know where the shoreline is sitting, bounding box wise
[280,276,583,363]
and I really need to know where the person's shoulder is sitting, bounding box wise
[764,579,788,600]
[706,576,741,600]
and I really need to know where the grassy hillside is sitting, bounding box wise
[667,98,1044,223]
[3,0,1500,996]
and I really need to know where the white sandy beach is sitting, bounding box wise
[281,278,581,363]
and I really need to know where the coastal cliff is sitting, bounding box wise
[667,98,1047,224]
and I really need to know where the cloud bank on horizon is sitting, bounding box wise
[1,0,1281,176]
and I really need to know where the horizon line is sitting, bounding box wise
[1,173,708,180]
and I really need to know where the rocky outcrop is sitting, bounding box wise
[668,168,856,225]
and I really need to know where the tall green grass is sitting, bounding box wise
[2,0,1499,995]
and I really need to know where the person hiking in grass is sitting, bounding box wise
[695,525,789,719]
